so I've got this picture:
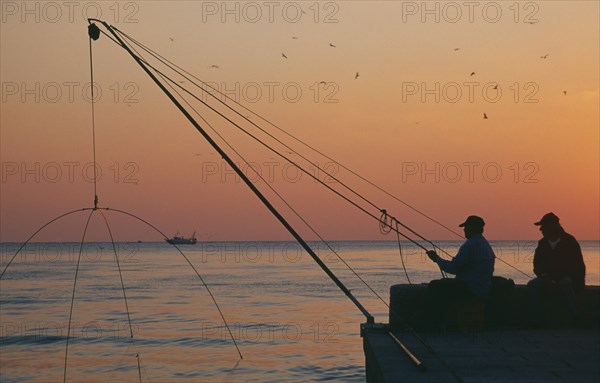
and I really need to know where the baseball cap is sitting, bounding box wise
[534,212,560,226]
[459,215,485,228]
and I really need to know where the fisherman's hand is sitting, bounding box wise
[426,250,438,262]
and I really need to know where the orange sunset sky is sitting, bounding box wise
[1,1,599,242]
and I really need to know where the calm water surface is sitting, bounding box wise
[1,240,598,382]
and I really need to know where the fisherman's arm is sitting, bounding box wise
[426,244,470,275]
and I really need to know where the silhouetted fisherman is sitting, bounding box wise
[527,212,586,326]
[424,215,495,330]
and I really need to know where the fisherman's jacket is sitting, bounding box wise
[533,230,586,291]
[435,234,496,299]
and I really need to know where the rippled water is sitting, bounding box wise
[1,240,598,382]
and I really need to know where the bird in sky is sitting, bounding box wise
[454,48,460,51]
[483,113,488,119]
[355,72,360,79]
[329,43,336,48]
[493,84,499,90]
[563,90,567,95]
[470,72,476,76]
[541,53,550,59]
[319,81,327,85]
[292,36,299,39]
[209,65,220,69]
[282,53,288,59]
[169,37,174,42]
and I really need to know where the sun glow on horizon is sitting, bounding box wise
[1,1,598,242]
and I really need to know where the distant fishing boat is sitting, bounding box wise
[165,231,197,245]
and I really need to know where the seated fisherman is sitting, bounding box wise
[424,215,496,329]
[527,212,586,324]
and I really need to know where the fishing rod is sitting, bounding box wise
[88,19,374,324]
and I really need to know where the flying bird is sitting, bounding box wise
[454,48,460,51]
[329,43,336,48]
[483,113,488,119]
[493,84,499,90]
[470,72,476,76]
[563,90,567,95]
[169,37,174,42]
[291,36,298,39]
[540,53,550,59]
[355,72,359,79]
[319,81,327,85]
[282,53,288,59]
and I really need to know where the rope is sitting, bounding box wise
[159,69,392,321]
[108,27,376,322]
[89,34,99,209]
[97,209,142,382]
[112,29,435,258]
[113,26,464,241]
[103,207,243,360]
[112,28,448,251]
[136,354,143,383]
[89,22,243,360]
[63,209,95,383]
[396,228,412,284]
[222,359,242,383]
[5,203,237,379]
[0,207,143,382]
[97,210,134,337]
[0,208,89,280]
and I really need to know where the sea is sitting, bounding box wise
[1,240,598,383]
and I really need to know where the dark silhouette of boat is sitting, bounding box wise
[165,231,197,245]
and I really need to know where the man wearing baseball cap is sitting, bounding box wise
[424,215,496,329]
[527,212,586,325]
